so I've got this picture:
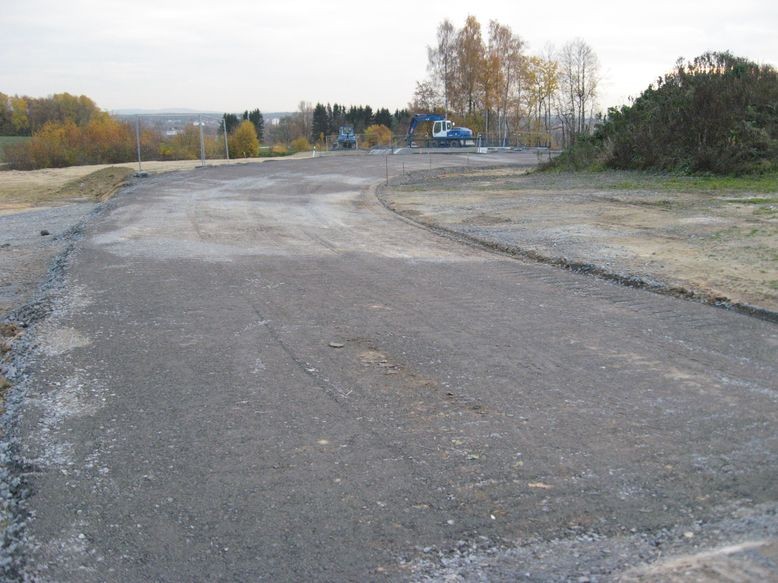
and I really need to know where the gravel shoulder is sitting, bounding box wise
[380,168,778,317]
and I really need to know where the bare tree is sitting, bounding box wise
[427,19,457,116]
[294,101,313,142]
[456,16,485,116]
[486,20,525,145]
[556,39,600,146]
[410,80,441,112]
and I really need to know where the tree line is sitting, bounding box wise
[414,16,600,147]
[0,92,282,169]
[311,104,410,140]
[0,92,104,136]
[0,94,418,169]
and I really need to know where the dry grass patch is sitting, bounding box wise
[0,157,285,215]
[0,165,132,212]
[56,166,134,202]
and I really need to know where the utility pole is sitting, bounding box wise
[135,116,142,174]
[198,114,206,167]
[223,116,230,160]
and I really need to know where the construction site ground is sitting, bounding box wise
[0,153,776,581]
[381,167,778,317]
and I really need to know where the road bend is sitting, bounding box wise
[9,154,778,581]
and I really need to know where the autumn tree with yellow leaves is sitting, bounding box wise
[229,120,260,158]
[415,15,600,147]
[363,124,393,148]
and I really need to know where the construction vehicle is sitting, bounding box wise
[333,126,357,150]
[406,113,475,147]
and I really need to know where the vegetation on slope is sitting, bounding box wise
[553,52,778,175]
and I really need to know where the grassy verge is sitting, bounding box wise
[522,168,778,194]
[607,172,778,194]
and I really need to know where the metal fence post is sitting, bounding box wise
[135,116,142,173]
[198,114,205,167]
[223,118,230,160]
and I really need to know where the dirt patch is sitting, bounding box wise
[462,213,512,225]
[56,166,134,202]
[0,156,287,215]
[0,166,131,212]
[381,168,778,315]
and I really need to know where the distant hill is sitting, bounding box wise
[110,109,294,119]
[110,108,222,116]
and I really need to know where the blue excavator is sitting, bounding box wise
[333,126,357,150]
[406,113,475,147]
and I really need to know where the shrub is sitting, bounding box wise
[229,120,259,158]
[599,52,778,174]
[549,52,778,175]
[289,137,311,153]
[363,124,392,148]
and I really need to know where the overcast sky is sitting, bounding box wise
[2,0,777,114]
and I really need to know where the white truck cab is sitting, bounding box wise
[432,120,454,137]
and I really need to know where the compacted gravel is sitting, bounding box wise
[0,154,776,581]
[0,204,98,319]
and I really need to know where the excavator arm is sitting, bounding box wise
[406,113,445,145]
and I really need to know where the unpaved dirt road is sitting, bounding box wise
[2,154,777,581]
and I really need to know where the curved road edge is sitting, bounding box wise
[373,174,778,325]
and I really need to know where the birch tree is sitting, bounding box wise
[556,39,600,146]
[427,19,457,116]
[456,16,485,115]
[486,20,525,145]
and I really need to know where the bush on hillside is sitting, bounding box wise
[554,52,778,175]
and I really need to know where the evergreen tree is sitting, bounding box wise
[374,108,393,129]
[345,106,359,130]
[312,103,329,142]
[246,109,264,141]
[331,104,345,131]
[222,113,240,134]
[326,103,334,134]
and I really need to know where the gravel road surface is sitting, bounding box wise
[0,203,98,318]
[2,154,777,581]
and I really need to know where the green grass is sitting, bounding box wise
[753,206,778,217]
[0,136,30,162]
[524,168,778,194]
[394,166,778,199]
[609,172,778,194]
[723,196,778,204]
